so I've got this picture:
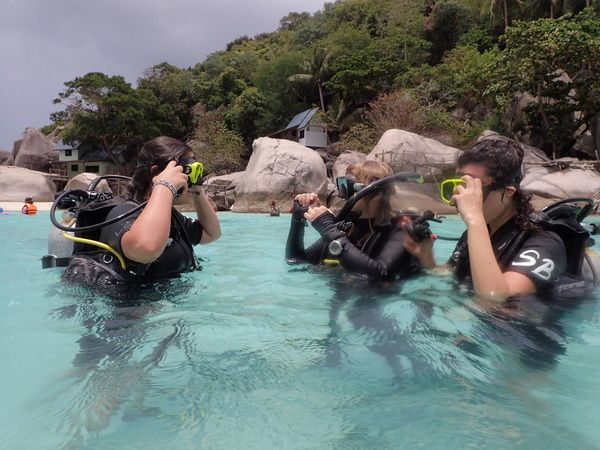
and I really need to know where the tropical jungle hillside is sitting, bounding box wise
[43,0,600,176]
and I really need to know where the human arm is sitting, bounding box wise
[190,187,221,243]
[121,161,188,264]
[285,193,326,263]
[307,207,414,279]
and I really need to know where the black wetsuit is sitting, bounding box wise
[63,201,202,284]
[285,209,421,280]
[448,217,568,293]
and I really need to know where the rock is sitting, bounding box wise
[366,129,460,181]
[0,149,11,164]
[204,171,244,211]
[477,131,549,166]
[0,166,56,201]
[232,137,328,212]
[10,128,58,172]
[388,183,458,216]
[65,172,112,193]
[332,151,366,181]
[522,166,600,199]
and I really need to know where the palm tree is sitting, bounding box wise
[288,47,332,113]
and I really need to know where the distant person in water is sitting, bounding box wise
[285,160,422,280]
[269,200,280,216]
[21,197,37,215]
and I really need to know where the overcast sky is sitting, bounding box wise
[0,0,327,151]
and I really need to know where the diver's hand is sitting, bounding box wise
[304,205,330,223]
[294,193,320,209]
[452,175,485,226]
[403,231,437,269]
[153,161,189,193]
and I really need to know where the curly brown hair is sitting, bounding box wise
[457,139,538,232]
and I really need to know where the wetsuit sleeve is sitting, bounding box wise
[505,231,567,290]
[175,211,203,245]
[285,206,326,263]
[311,211,414,280]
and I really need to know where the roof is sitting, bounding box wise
[54,139,79,151]
[79,148,113,162]
[285,107,319,130]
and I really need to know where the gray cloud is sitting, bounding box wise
[0,0,326,150]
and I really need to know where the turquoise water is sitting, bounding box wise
[1,212,599,449]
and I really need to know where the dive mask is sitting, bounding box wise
[439,178,500,205]
[180,160,205,187]
[336,176,366,200]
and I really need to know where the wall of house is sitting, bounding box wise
[66,161,116,178]
[299,125,327,148]
[58,149,79,161]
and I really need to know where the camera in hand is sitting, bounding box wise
[405,210,440,242]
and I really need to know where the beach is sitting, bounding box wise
[1,202,53,212]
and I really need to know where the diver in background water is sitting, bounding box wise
[285,160,422,281]
[63,136,221,284]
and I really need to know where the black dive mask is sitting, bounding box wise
[336,176,367,200]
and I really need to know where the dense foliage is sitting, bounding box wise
[46,0,600,173]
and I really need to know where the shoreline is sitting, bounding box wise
[1,202,54,212]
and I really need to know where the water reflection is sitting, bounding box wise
[49,278,195,449]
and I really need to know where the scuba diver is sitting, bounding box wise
[47,136,221,284]
[285,160,424,281]
[406,138,596,300]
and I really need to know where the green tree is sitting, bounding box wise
[288,47,333,113]
[52,72,163,170]
[225,87,268,143]
[487,11,600,157]
[190,108,246,175]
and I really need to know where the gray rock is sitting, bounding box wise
[0,149,11,164]
[366,129,460,181]
[204,171,244,211]
[0,166,56,201]
[66,172,113,193]
[522,165,600,199]
[332,151,366,181]
[10,128,58,172]
[232,137,328,212]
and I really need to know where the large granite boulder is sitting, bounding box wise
[366,129,460,181]
[522,164,600,199]
[204,171,244,211]
[65,172,112,193]
[10,128,58,172]
[0,166,56,201]
[0,149,11,164]
[232,138,328,212]
[332,151,366,180]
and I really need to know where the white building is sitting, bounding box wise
[269,108,328,149]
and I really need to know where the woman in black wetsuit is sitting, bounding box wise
[63,136,221,283]
[285,160,421,280]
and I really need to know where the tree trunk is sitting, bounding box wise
[318,83,327,113]
[503,0,509,30]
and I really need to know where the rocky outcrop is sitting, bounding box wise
[9,128,58,172]
[232,137,328,212]
[204,171,244,211]
[331,151,366,180]
[366,129,460,181]
[65,172,112,193]
[0,149,11,164]
[0,166,56,201]
[522,165,600,199]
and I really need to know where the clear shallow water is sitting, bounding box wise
[1,212,599,449]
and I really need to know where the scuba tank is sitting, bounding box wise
[42,175,143,269]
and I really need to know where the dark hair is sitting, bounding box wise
[127,136,192,202]
[457,138,538,232]
[24,197,33,203]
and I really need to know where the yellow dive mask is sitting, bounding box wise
[183,161,204,187]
